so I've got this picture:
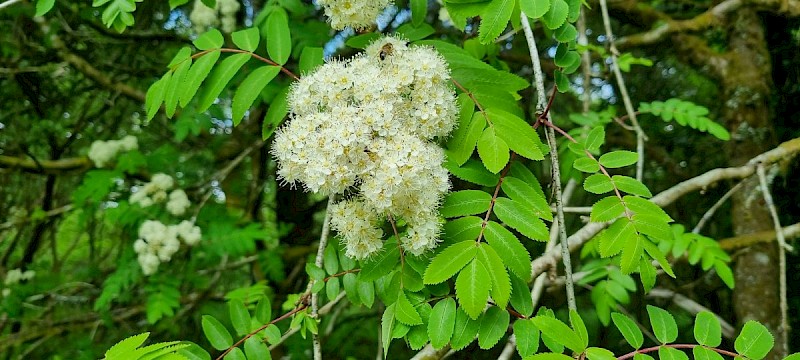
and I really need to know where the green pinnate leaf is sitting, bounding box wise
[620,235,644,274]
[262,86,289,139]
[201,315,233,350]
[599,150,638,168]
[647,305,678,344]
[35,0,56,16]
[484,221,532,280]
[105,333,150,359]
[456,258,491,320]
[232,27,260,52]
[395,292,423,326]
[532,315,585,353]
[244,336,270,360]
[520,0,550,18]
[478,306,510,349]
[325,276,340,300]
[624,196,672,222]
[428,298,457,349]
[299,46,324,74]
[570,309,589,349]
[477,127,510,173]
[591,196,626,222]
[228,299,251,336]
[447,111,486,166]
[509,273,534,317]
[164,60,190,117]
[197,53,251,112]
[231,66,281,125]
[145,72,171,121]
[599,218,635,257]
[381,304,396,354]
[477,244,512,308]
[440,190,493,218]
[633,214,672,242]
[735,321,774,360]
[642,238,675,277]
[493,197,549,241]
[445,158,500,187]
[410,0,427,26]
[424,241,477,284]
[359,243,400,282]
[611,312,643,349]
[255,297,271,324]
[714,260,735,289]
[478,0,514,44]
[194,28,224,50]
[180,50,220,108]
[694,311,722,347]
[639,258,657,292]
[584,174,614,194]
[613,176,652,198]
[265,8,292,65]
[443,216,484,242]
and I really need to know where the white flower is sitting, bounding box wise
[4,269,22,285]
[190,0,219,32]
[119,135,138,151]
[272,36,457,259]
[138,252,160,275]
[166,189,191,216]
[88,140,119,167]
[150,173,174,190]
[316,0,393,30]
[175,220,202,245]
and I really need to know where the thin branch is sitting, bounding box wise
[756,164,790,355]
[0,0,23,11]
[519,11,577,311]
[310,196,335,360]
[268,292,346,351]
[718,222,800,250]
[0,155,90,174]
[599,0,647,181]
[692,180,744,234]
[647,288,736,339]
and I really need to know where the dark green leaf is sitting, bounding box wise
[451,308,481,350]
[244,336,271,360]
[520,0,550,18]
[411,0,427,26]
[541,0,569,30]
[359,244,400,282]
[262,86,289,139]
[484,221,532,280]
[478,0,515,44]
[201,315,233,350]
[382,304,396,354]
[445,158,500,187]
[255,297,271,324]
[448,111,486,166]
[509,273,534,317]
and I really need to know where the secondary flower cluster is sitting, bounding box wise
[272,36,457,259]
[189,0,240,33]
[87,135,138,167]
[134,220,202,275]
[2,268,35,297]
[129,173,191,216]
[316,0,393,30]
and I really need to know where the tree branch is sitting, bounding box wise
[0,155,90,174]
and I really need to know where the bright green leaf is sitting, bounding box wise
[478,0,515,44]
[197,53,251,112]
[35,0,56,17]
[428,298,457,349]
[232,28,260,52]
[477,127,510,173]
[456,258,491,320]
[541,0,569,30]
[514,319,540,357]
[532,315,585,353]
[647,305,678,344]
[520,0,550,18]
[584,174,615,194]
[484,221,532,280]
[451,308,481,350]
[180,50,220,108]
[493,198,550,241]
[611,312,643,349]
[599,150,638,168]
[477,243,512,308]
[440,190,493,218]
[694,311,722,347]
[395,292,423,326]
[265,9,291,65]
[424,241,478,284]
[478,306,510,349]
[735,321,774,360]
[591,196,626,222]
[194,28,224,50]
[228,299,251,336]
[231,66,281,125]
[693,346,725,360]
[201,315,233,350]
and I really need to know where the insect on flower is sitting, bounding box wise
[378,43,394,61]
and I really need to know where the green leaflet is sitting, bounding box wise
[501,176,552,221]
[513,319,540,356]
[423,241,478,284]
[265,8,292,65]
[440,190,493,218]
[520,0,550,19]
[611,312,643,349]
[585,126,605,152]
[197,53,251,112]
[570,309,589,349]
[632,213,672,242]
[299,46,324,74]
[381,304,397,355]
[620,234,644,274]
[478,0,515,44]
[532,315,585,353]
[647,305,678,344]
[244,337,271,360]
[584,174,614,194]
[411,0,427,26]
[735,321,774,360]
[493,197,549,241]
[574,157,600,173]
[255,296,272,324]
[447,110,486,166]
[359,243,400,282]
[262,86,289,140]
[599,150,638,168]
[693,346,724,360]
[554,69,570,92]
[443,216,484,242]
[477,127,510,173]
[145,72,170,121]
[554,23,578,42]
[231,66,281,125]
[694,311,722,347]
[228,299,251,336]
[613,175,652,197]
[477,243,511,308]
[487,108,546,161]
[35,0,56,16]
[428,298,457,349]
[232,28,260,52]
[164,60,190,117]
[484,221,532,279]
[201,315,233,350]
[445,158,500,187]
[326,277,340,300]
[624,195,672,222]
[455,258,491,320]
[193,28,224,50]
[523,354,574,360]
[180,50,220,108]
[477,306,510,349]
[396,23,436,41]
[591,196,625,222]
[395,292,423,326]
[639,99,730,140]
[586,347,617,360]
[541,0,569,30]
[451,308,481,350]
[659,346,689,360]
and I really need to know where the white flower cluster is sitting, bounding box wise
[129,173,191,216]
[272,36,457,259]
[134,220,202,275]
[189,0,240,33]
[87,135,138,167]
[2,268,35,297]
[317,0,392,30]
